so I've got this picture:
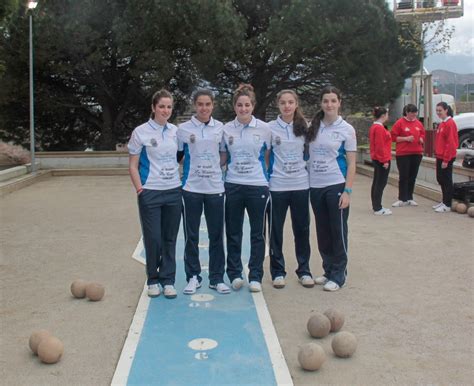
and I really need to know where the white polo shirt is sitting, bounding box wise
[223,116,271,187]
[308,116,357,188]
[177,116,225,194]
[128,119,181,190]
[268,116,309,191]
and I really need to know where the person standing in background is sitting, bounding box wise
[433,102,458,213]
[391,104,425,208]
[369,106,392,216]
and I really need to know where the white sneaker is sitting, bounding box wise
[407,200,418,206]
[147,284,160,298]
[163,285,177,299]
[231,278,244,291]
[314,276,328,285]
[272,276,286,289]
[374,208,393,216]
[249,281,262,292]
[209,283,231,294]
[323,280,342,292]
[435,203,450,213]
[183,276,201,295]
[432,202,443,209]
[299,275,315,288]
[392,200,408,207]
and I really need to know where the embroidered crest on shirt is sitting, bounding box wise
[150,138,158,147]
[275,136,281,146]
[229,136,234,146]
[190,134,196,144]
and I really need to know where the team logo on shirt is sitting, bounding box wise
[150,138,158,147]
[404,127,410,132]
[415,127,420,131]
[229,136,234,145]
[275,136,281,146]
[253,134,260,143]
[190,134,196,144]
[331,132,341,141]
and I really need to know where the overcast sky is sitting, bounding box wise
[388,0,473,73]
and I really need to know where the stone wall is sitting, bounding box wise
[345,116,372,146]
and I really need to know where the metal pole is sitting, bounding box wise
[29,11,36,174]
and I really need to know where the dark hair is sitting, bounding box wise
[436,101,454,117]
[233,84,256,106]
[193,89,214,104]
[402,103,418,116]
[276,89,308,137]
[306,86,342,142]
[373,106,388,120]
[151,89,173,119]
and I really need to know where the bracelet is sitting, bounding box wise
[344,188,352,194]
[137,188,144,194]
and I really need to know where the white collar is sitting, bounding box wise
[277,115,293,129]
[374,121,384,126]
[234,116,257,129]
[191,115,215,127]
[148,118,167,131]
[443,116,452,122]
[320,116,343,128]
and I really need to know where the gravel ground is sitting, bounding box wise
[1,174,472,385]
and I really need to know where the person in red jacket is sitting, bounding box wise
[391,104,425,207]
[433,102,459,213]
[369,106,392,215]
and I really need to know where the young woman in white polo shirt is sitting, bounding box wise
[177,89,231,295]
[267,90,313,289]
[222,84,271,293]
[128,89,182,299]
[307,86,357,292]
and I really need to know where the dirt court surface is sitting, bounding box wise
[1,174,473,385]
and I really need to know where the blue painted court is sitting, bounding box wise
[113,216,292,386]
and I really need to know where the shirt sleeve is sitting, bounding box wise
[127,129,142,155]
[391,120,401,142]
[344,125,357,151]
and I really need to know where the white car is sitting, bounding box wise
[453,113,474,149]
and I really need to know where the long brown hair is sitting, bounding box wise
[276,89,307,137]
[150,89,173,119]
[307,86,342,142]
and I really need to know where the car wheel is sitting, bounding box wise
[459,131,474,149]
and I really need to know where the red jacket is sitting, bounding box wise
[435,117,458,162]
[369,122,392,163]
[391,117,425,156]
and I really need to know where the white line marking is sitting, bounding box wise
[244,264,294,386]
[131,238,145,265]
[111,281,150,385]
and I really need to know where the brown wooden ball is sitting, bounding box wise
[467,206,474,218]
[70,279,88,298]
[307,313,331,338]
[456,203,467,214]
[37,336,64,364]
[298,343,325,371]
[451,201,458,212]
[29,330,51,355]
[323,308,345,332]
[332,331,357,358]
[85,282,105,301]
